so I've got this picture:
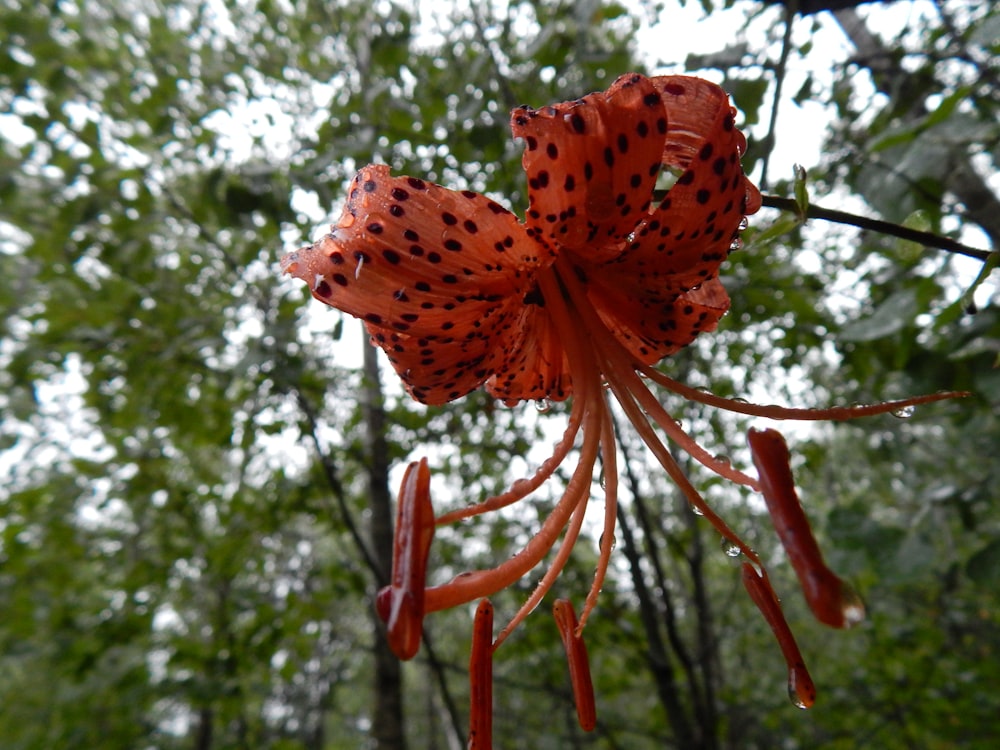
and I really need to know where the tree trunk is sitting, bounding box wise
[362,332,407,749]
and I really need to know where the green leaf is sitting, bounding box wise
[838,286,922,342]
[966,539,1000,585]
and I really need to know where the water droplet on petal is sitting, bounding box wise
[729,237,743,251]
[511,478,532,495]
[721,538,742,558]
[891,404,915,419]
[738,216,749,231]
[535,398,552,414]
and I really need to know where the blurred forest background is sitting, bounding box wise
[1,0,998,748]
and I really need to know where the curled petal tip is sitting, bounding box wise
[279,251,300,276]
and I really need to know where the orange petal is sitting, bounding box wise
[380,458,435,660]
[581,76,758,365]
[553,599,597,732]
[468,599,494,750]
[483,297,573,404]
[512,73,667,257]
[740,563,816,709]
[747,428,864,629]
[281,165,544,404]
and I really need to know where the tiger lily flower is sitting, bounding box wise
[281,72,967,738]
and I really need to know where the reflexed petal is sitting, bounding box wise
[580,76,758,364]
[281,165,548,404]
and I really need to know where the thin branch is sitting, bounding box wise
[759,1,798,191]
[759,194,993,261]
[419,629,467,747]
[294,388,382,579]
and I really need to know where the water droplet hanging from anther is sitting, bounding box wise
[838,583,866,628]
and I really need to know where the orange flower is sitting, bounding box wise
[282,73,965,737]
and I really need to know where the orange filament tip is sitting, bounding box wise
[747,428,864,629]
[468,599,495,750]
[384,458,435,660]
[553,599,597,732]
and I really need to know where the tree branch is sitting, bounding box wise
[759,194,993,261]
